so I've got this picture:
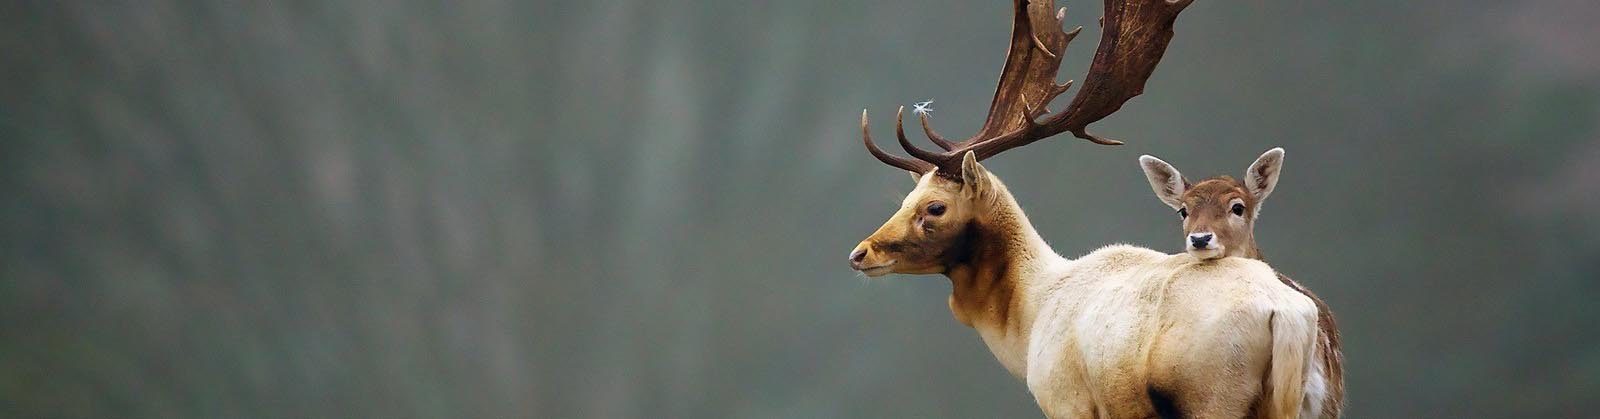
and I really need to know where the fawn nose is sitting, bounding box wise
[848,247,868,267]
[1189,233,1214,249]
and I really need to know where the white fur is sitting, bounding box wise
[1302,353,1329,419]
[991,244,1319,418]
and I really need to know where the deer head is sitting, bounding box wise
[849,0,1196,276]
[1138,148,1284,260]
[850,151,1003,276]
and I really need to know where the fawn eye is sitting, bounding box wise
[926,202,947,216]
[1231,203,1246,216]
[1177,207,1188,219]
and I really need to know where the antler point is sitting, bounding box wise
[1030,32,1058,59]
[1073,129,1125,146]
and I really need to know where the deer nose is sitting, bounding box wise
[1189,233,1214,249]
[848,247,868,267]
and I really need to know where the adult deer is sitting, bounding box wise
[846,0,1321,418]
[1139,148,1346,418]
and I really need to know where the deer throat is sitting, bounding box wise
[942,220,1027,335]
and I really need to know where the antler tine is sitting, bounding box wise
[917,112,960,151]
[1028,80,1074,121]
[894,106,947,164]
[1030,32,1058,59]
[862,109,935,173]
[1070,128,1126,146]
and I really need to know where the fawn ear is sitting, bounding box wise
[960,151,991,197]
[1139,155,1189,210]
[1244,147,1285,203]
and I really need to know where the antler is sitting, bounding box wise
[862,109,935,173]
[862,0,1196,177]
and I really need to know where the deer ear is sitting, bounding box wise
[908,170,923,183]
[1139,155,1188,210]
[960,151,990,195]
[1244,147,1284,203]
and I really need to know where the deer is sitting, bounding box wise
[845,0,1323,418]
[1138,148,1346,418]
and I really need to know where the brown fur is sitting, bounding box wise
[1275,273,1345,419]
[1179,177,1261,258]
[944,220,1021,332]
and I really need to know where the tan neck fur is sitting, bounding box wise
[943,178,1058,374]
[1240,233,1263,260]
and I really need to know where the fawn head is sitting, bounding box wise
[1139,148,1285,260]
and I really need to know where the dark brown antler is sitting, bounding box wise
[862,109,935,173]
[862,0,1196,177]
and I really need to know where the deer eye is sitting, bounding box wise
[1177,207,1188,219]
[1231,203,1246,216]
[926,202,947,216]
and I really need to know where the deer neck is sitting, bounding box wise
[1240,233,1264,260]
[943,188,1058,376]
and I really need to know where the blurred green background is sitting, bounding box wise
[3,0,1597,417]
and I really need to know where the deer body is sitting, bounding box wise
[1025,247,1315,419]
[1139,148,1346,418]
[857,170,1319,419]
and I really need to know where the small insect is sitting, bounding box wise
[912,100,935,118]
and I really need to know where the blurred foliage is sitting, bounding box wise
[2,0,1597,417]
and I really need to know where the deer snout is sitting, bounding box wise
[1188,232,1214,250]
[848,242,895,276]
[1185,232,1226,260]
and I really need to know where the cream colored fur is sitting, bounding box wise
[1016,246,1318,419]
[1136,148,1341,418]
[855,166,1319,418]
